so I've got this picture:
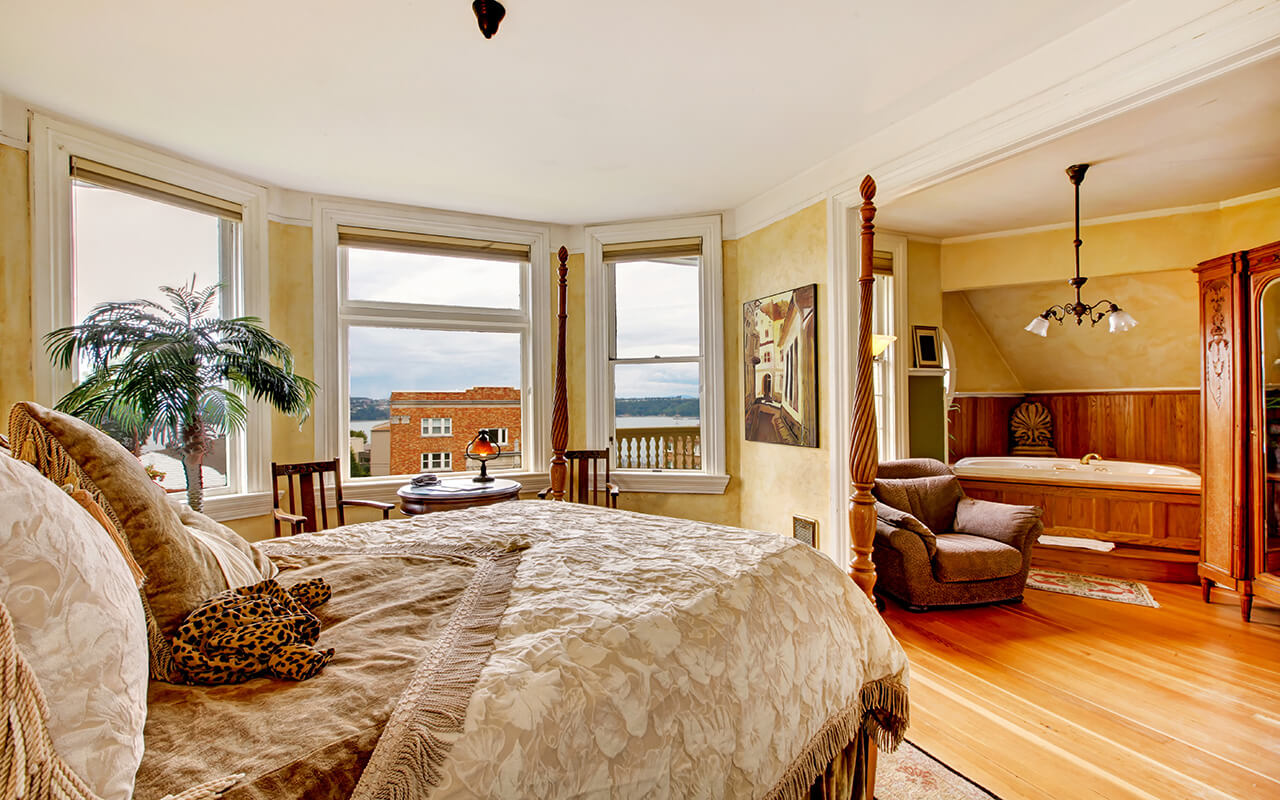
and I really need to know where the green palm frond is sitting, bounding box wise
[44,281,315,448]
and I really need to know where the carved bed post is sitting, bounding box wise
[549,246,570,500]
[849,176,879,601]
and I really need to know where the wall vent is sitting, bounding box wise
[792,515,818,549]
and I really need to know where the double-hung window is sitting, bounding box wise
[31,115,269,514]
[422,452,451,471]
[584,216,727,493]
[315,202,550,482]
[421,417,452,437]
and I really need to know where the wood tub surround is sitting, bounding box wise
[959,476,1201,584]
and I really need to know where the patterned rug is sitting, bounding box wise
[877,740,998,799]
[1025,568,1159,608]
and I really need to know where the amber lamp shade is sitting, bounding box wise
[465,431,502,483]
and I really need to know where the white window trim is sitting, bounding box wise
[421,452,452,471]
[481,427,509,446]
[29,113,272,520]
[313,196,551,489]
[584,215,728,494]
[421,417,452,437]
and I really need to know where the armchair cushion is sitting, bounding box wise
[875,501,936,558]
[874,474,964,535]
[954,497,1043,549]
[932,534,1022,583]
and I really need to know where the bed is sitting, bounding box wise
[1,177,903,799]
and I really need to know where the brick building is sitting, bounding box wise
[386,387,522,476]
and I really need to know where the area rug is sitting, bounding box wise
[877,740,998,800]
[1025,568,1159,608]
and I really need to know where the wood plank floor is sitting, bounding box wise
[880,583,1280,800]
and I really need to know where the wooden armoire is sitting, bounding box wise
[1196,238,1280,621]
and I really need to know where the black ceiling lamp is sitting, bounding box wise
[473,0,506,39]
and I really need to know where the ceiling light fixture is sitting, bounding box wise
[473,0,506,39]
[1024,164,1138,337]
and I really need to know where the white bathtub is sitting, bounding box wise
[953,456,1200,490]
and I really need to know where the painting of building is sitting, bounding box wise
[384,386,522,475]
[743,284,817,447]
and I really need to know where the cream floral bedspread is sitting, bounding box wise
[262,501,908,799]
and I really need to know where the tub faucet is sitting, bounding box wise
[1080,452,1102,465]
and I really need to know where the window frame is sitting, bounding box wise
[480,427,509,446]
[583,215,728,494]
[421,452,452,471]
[313,197,550,490]
[30,114,271,519]
[421,417,452,437]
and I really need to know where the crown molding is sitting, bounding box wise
[0,93,28,150]
[267,187,312,226]
[736,0,1280,240]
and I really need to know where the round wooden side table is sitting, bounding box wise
[396,476,522,515]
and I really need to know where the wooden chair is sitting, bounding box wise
[271,458,393,536]
[538,449,620,508]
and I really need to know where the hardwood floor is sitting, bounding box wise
[881,582,1280,800]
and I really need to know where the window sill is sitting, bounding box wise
[611,471,730,494]
[200,491,273,522]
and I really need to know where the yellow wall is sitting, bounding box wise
[939,194,1280,393]
[941,292,1023,393]
[957,268,1200,391]
[0,143,33,424]
[906,239,943,329]
[942,195,1280,293]
[734,201,829,536]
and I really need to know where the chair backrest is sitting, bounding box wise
[564,449,616,508]
[272,459,347,534]
[876,458,954,479]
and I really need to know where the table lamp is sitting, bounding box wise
[465,431,501,483]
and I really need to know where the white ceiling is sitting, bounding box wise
[877,52,1280,239]
[0,0,1130,224]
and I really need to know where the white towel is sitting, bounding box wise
[1037,534,1116,552]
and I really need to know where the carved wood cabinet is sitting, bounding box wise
[1196,238,1280,621]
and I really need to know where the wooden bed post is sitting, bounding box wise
[549,246,570,500]
[849,176,879,601]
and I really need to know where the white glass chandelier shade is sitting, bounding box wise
[1024,315,1051,337]
[1108,308,1138,333]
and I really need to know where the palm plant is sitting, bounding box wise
[46,280,317,511]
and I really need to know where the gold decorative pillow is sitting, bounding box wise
[8,402,274,680]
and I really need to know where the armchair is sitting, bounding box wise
[872,458,1043,611]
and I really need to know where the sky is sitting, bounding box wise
[71,184,703,405]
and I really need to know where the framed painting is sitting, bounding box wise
[912,325,941,368]
[743,284,818,447]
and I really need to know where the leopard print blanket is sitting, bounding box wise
[170,578,334,685]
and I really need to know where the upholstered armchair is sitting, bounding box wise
[872,458,1043,611]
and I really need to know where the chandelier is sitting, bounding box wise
[1024,164,1138,336]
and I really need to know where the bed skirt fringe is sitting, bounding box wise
[763,675,909,800]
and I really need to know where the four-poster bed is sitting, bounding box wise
[1,177,904,800]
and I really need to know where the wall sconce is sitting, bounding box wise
[872,334,897,361]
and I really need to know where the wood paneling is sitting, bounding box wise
[882,581,1280,800]
[962,476,1201,582]
[949,391,1200,469]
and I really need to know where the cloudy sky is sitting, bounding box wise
[72,184,703,404]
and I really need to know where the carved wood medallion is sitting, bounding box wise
[1204,279,1230,409]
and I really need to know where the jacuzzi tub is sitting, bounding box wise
[953,456,1200,490]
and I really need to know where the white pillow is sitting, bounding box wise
[0,451,148,800]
